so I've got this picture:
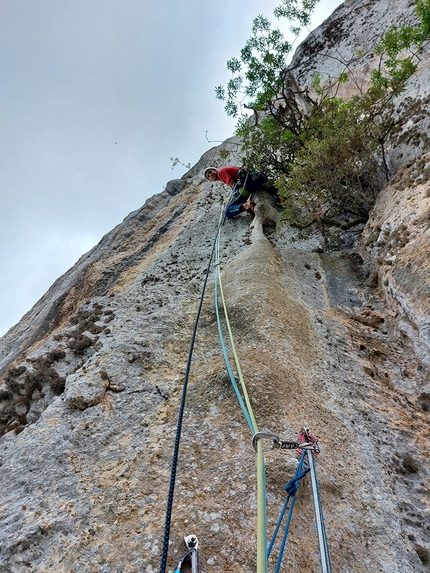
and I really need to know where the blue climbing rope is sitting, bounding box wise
[214,223,267,573]
[214,234,254,433]
[267,452,310,572]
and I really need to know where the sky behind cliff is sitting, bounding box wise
[0,0,342,337]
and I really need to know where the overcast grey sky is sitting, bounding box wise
[0,0,343,337]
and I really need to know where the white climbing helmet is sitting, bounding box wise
[204,167,218,180]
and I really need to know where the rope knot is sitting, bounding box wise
[285,468,310,496]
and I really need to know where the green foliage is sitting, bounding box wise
[376,0,430,57]
[273,0,320,27]
[372,0,430,92]
[277,95,382,232]
[219,148,230,160]
[338,71,349,84]
[216,0,430,242]
[236,115,300,180]
[215,1,319,117]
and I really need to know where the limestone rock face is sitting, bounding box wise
[290,0,430,176]
[362,154,430,369]
[0,1,429,572]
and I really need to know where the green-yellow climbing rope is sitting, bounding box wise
[215,222,268,573]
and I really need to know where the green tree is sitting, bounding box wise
[215,0,319,118]
[216,0,430,241]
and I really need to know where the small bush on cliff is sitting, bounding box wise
[277,78,398,232]
[216,0,430,238]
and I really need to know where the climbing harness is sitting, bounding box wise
[224,171,251,220]
[174,535,199,573]
[235,169,251,197]
[237,168,278,198]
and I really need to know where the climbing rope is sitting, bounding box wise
[307,450,332,573]
[161,194,332,573]
[214,221,332,573]
[159,209,225,573]
[215,220,332,573]
[160,187,251,573]
[214,223,268,573]
[214,230,254,433]
[214,210,331,573]
[268,452,309,573]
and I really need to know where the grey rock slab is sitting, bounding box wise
[64,372,108,409]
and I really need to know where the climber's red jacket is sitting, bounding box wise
[217,166,240,188]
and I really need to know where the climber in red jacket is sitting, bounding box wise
[204,166,278,219]
[204,166,255,218]
[204,166,241,188]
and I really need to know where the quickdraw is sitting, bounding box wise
[260,427,330,573]
[161,187,331,573]
[252,427,320,455]
[174,535,199,573]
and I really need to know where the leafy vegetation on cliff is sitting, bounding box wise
[216,0,430,240]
